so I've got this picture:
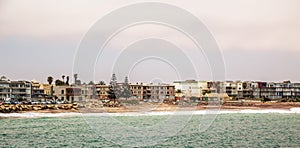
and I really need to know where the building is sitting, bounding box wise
[31,81,45,99]
[81,84,98,100]
[0,78,32,101]
[95,84,109,100]
[129,83,175,101]
[53,86,83,102]
[147,84,175,101]
[41,84,53,97]
[130,83,144,100]
[224,81,238,99]
[0,79,10,100]
[173,80,205,98]
[10,81,32,100]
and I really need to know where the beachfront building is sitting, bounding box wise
[31,80,45,99]
[129,83,175,101]
[53,86,83,102]
[10,81,32,100]
[173,80,205,99]
[130,83,144,100]
[95,84,109,100]
[0,79,10,100]
[80,84,97,100]
[224,81,238,99]
[147,83,175,102]
[41,84,53,97]
[0,77,32,101]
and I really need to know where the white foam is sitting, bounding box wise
[0,112,81,118]
[1,108,300,118]
[290,107,300,113]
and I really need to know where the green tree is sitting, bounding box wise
[47,76,53,85]
[62,75,65,84]
[88,81,94,85]
[107,73,118,103]
[74,74,78,85]
[66,76,69,85]
[176,89,182,93]
[98,81,106,85]
[55,79,64,86]
[122,76,132,100]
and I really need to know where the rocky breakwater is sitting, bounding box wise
[0,103,78,113]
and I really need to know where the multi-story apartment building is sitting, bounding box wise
[129,83,175,101]
[223,81,238,99]
[0,79,10,100]
[53,86,82,102]
[0,78,32,101]
[31,81,45,99]
[95,84,109,100]
[237,81,300,100]
[41,84,53,97]
[130,83,144,100]
[148,84,175,101]
[173,80,205,98]
[10,81,32,100]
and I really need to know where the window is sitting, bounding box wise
[61,90,64,94]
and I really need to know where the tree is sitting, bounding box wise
[107,73,118,103]
[74,74,78,85]
[55,79,64,86]
[47,76,53,85]
[88,81,94,85]
[176,89,182,93]
[0,76,7,80]
[66,76,69,85]
[76,80,82,85]
[98,81,106,85]
[62,75,65,83]
[122,76,132,100]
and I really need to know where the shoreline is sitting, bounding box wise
[1,105,300,118]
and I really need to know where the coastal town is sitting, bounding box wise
[0,73,300,113]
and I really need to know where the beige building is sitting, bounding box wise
[96,84,109,100]
[53,86,83,102]
[129,83,175,101]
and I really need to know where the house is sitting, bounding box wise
[95,84,109,100]
[10,81,31,100]
[173,80,204,99]
[53,86,83,102]
[0,79,10,100]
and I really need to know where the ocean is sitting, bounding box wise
[1,111,300,147]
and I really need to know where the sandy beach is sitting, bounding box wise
[1,102,300,118]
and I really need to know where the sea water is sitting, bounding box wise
[1,110,300,147]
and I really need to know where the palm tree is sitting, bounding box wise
[66,76,69,85]
[99,81,106,85]
[62,75,65,84]
[74,74,78,85]
[47,76,53,85]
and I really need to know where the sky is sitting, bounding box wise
[0,0,300,84]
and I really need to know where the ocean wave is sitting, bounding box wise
[1,108,300,118]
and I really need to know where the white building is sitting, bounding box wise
[173,80,207,98]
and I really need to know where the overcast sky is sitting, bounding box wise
[0,0,300,83]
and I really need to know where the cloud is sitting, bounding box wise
[1,0,299,51]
